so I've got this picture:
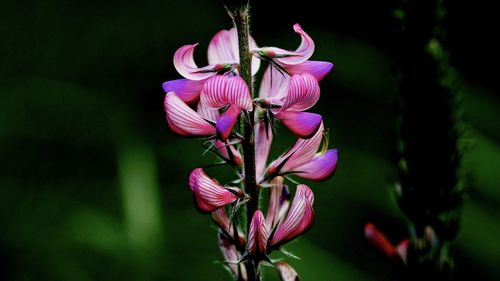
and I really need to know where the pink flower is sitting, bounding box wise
[212,208,245,244]
[189,168,245,213]
[252,23,333,81]
[248,210,269,256]
[163,28,260,104]
[275,262,300,281]
[259,66,322,138]
[265,176,291,230]
[218,231,247,280]
[265,123,338,181]
[364,223,409,264]
[255,120,273,182]
[269,184,315,248]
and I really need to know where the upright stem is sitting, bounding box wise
[231,2,260,281]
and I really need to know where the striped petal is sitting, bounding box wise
[270,185,315,247]
[280,73,320,112]
[202,75,252,111]
[286,61,334,81]
[208,28,261,75]
[294,149,338,181]
[254,24,314,66]
[265,177,291,230]
[275,111,322,139]
[266,123,324,176]
[162,79,205,104]
[218,231,247,280]
[259,65,289,100]
[276,262,300,281]
[174,44,218,80]
[255,120,273,182]
[248,210,269,256]
[188,168,243,213]
[164,92,215,137]
[196,96,220,122]
[216,105,241,141]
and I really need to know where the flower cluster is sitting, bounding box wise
[163,23,337,280]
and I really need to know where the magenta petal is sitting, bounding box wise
[295,149,338,181]
[281,73,320,112]
[216,105,241,141]
[214,140,243,166]
[286,60,334,81]
[196,97,219,122]
[162,79,205,104]
[173,44,217,80]
[274,23,315,65]
[212,208,231,235]
[202,76,252,111]
[276,111,322,139]
[164,92,216,137]
[188,168,241,213]
[276,262,300,281]
[270,184,315,247]
[248,210,269,256]
[265,177,291,230]
[267,123,324,175]
[255,121,273,182]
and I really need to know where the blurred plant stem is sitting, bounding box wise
[394,0,463,279]
[225,0,260,280]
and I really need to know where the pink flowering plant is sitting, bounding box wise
[162,1,337,280]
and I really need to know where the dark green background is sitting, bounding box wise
[1,0,499,280]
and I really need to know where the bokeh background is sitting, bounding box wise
[1,0,499,280]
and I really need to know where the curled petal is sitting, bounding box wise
[188,168,243,213]
[255,120,273,182]
[275,111,322,139]
[276,262,300,281]
[208,28,261,75]
[164,92,215,137]
[259,65,290,99]
[174,44,218,80]
[216,105,241,141]
[162,79,205,104]
[248,210,269,256]
[267,123,324,176]
[270,185,315,247]
[218,231,247,280]
[294,149,338,181]
[202,76,252,111]
[266,177,291,230]
[280,73,320,112]
[286,61,334,81]
[364,223,398,258]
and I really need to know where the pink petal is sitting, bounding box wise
[173,44,218,80]
[286,61,334,81]
[259,65,289,100]
[202,75,252,111]
[270,184,315,247]
[364,223,398,258]
[212,208,244,243]
[218,231,247,280]
[196,96,219,122]
[294,149,338,181]
[265,177,291,230]
[248,210,269,256]
[216,105,241,141]
[275,111,322,139]
[164,92,216,137]
[214,140,243,166]
[207,28,261,75]
[255,121,273,182]
[162,79,205,104]
[396,239,409,264]
[266,123,324,176]
[280,73,320,112]
[276,262,300,281]
[188,168,242,213]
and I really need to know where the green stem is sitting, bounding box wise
[230,2,260,281]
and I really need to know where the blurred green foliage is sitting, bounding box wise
[1,0,499,280]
